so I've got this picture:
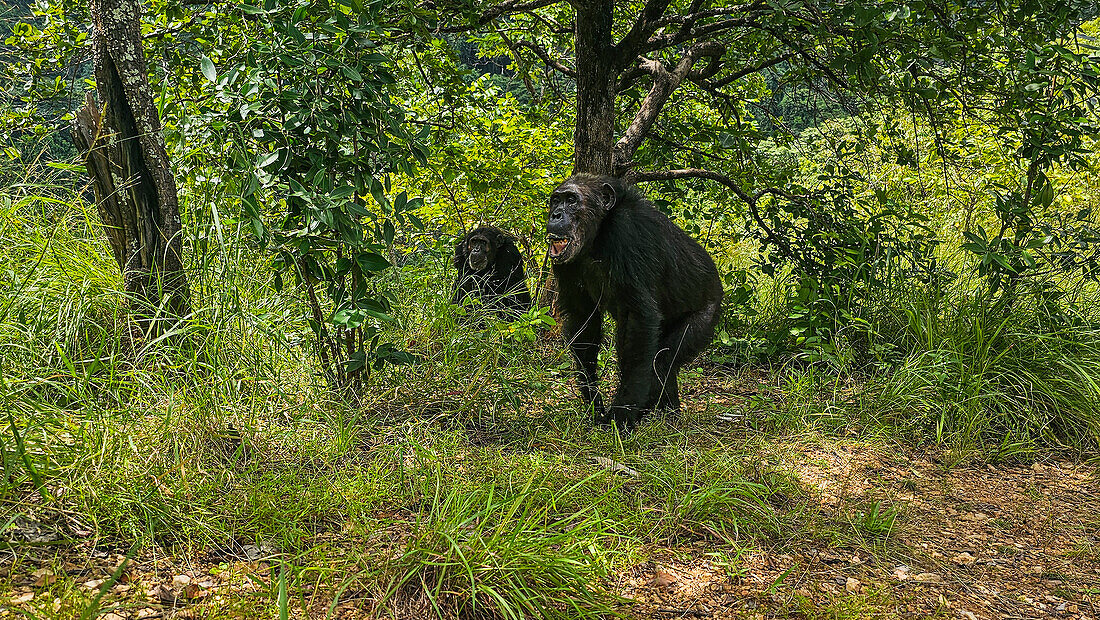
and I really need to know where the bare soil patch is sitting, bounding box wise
[620,441,1100,619]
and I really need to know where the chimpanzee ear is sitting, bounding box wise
[599,182,617,210]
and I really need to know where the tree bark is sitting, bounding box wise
[71,0,190,332]
[572,0,618,175]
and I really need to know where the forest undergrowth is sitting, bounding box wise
[1,169,1099,619]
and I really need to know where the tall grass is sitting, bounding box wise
[382,470,618,619]
[733,240,1100,456]
[863,285,1100,456]
[1,169,786,617]
[4,149,1099,619]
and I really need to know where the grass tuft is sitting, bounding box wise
[382,470,619,619]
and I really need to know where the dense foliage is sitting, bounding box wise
[3,0,1100,448]
[5,2,1100,617]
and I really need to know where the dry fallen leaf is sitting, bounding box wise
[184,582,209,600]
[10,591,34,604]
[32,568,56,587]
[845,577,862,593]
[82,579,105,590]
[150,583,179,605]
[240,542,275,561]
[913,572,943,583]
[648,569,678,588]
[952,552,977,566]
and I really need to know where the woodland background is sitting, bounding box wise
[1,1,1100,617]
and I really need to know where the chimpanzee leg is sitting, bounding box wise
[653,298,722,413]
[655,370,681,413]
[562,298,605,423]
[611,311,662,429]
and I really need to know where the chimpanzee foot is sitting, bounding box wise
[608,404,647,432]
[590,393,612,426]
[655,405,681,422]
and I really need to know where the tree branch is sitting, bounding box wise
[651,0,765,28]
[627,168,807,269]
[644,17,759,52]
[617,65,649,92]
[648,132,731,162]
[429,0,565,33]
[612,42,724,175]
[758,24,860,96]
[700,52,792,87]
[615,0,674,66]
[493,26,538,98]
[514,39,577,77]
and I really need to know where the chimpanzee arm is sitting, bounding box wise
[610,300,662,428]
[560,293,605,423]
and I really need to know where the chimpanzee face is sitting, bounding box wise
[466,234,493,271]
[547,177,616,264]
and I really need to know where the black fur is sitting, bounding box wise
[451,226,532,318]
[547,174,722,429]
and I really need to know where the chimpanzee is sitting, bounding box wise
[547,174,722,429]
[451,226,532,318]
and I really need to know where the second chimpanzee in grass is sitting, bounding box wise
[451,226,531,318]
[547,174,722,429]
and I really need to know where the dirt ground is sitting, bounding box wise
[621,443,1100,619]
[3,438,1099,619]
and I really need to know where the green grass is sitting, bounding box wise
[381,470,618,619]
[0,180,782,616]
[859,289,1100,457]
[3,169,1100,618]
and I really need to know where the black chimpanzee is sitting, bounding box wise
[451,226,532,317]
[547,174,722,429]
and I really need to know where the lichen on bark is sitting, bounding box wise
[72,0,190,332]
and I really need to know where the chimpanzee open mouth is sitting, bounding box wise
[548,236,571,258]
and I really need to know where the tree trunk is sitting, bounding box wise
[572,1,618,176]
[71,0,190,333]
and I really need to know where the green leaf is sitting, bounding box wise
[258,151,280,169]
[369,178,389,211]
[356,252,391,272]
[340,65,363,81]
[374,342,419,365]
[201,55,217,83]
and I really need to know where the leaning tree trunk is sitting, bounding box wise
[572,0,618,176]
[71,0,190,333]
